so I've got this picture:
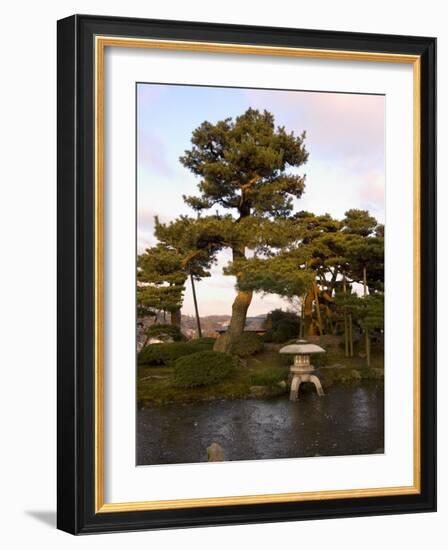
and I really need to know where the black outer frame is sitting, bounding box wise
[57,14,437,535]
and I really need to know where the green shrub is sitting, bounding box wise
[273,322,298,343]
[146,323,184,342]
[311,352,328,367]
[249,367,288,386]
[229,333,264,357]
[138,339,214,366]
[278,353,293,366]
[263,310,300,343]
[173,351,237,388]
[193,337,216,346]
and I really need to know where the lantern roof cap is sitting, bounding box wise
[279,340,326,355]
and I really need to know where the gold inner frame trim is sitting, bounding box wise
[94,35,421,514]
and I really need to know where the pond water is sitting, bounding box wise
[137,384,384,465]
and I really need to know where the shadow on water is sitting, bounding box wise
[137,384,384,466]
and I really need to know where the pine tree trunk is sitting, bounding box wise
[303,289,314,336]
[190,274,202,338]
[214,289,253,352]
[214,243,253,352]
[170,308,181,327]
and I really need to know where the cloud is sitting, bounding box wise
[137,231,154,254]
[137,208,174,252]
[358,170,385,220]
[294,161,384,224]
[240,88,385,223]
[294,92,384,156]
[137,207,158,228]
[137,83,166,107]
[137,132,175,178]
[242,88,385,167]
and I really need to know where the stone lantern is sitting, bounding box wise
[279,339,326,401]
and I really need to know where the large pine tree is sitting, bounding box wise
[180,108,308,351]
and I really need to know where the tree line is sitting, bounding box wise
[137,108,384,364]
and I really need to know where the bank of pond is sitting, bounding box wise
[137,336,384,407]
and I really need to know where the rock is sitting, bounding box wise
[350,369,362,381]
[277,380,287,389]
[148,337,166,345]
[207,442,225,461]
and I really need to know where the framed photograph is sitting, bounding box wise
[57,14,436,534]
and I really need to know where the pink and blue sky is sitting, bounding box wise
[137,83,385,317]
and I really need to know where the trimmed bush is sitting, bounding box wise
[173,351,237,388]
[193,337,216,346]
[138,339,214,366]
[228,333,264,357]
[146,323,184,342]
[263,309,300,343]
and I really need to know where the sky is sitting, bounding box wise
[137,83,385,317]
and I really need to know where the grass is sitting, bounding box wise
[137,344,384,406]
[138,364,253,406]
[138,349,289,406]
[249,368,288,386]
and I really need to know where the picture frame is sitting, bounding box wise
[57,14,436,534]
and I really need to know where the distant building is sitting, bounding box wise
[216,317,267,335]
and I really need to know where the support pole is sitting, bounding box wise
[343,275,349,357]
[313,282,323,337]
[190,274,202,338]
[363,265,371,367]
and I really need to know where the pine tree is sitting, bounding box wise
[154,216,219,337]
[137,244,187,327]
[180,108,308,351]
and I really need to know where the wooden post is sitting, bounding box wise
[363,265,371,367]
[349,312,354,357]
[190,274,202,338]
[366,333,371,367]
[300,300,304,338]
[343,275,349,357]
[363,265,368,296]
[313,282,323,336]
[170,308,181,327]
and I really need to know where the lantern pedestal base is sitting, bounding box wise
[290,373,325,401]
